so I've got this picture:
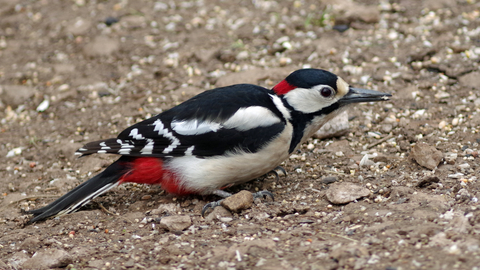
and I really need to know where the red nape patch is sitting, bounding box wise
[272,80,296,95]
[119,157,193,196]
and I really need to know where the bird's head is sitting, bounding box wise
[272,68,391,114]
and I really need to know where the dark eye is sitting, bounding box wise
[320,87,334,98]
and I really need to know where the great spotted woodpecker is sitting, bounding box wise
[26,68,391,222]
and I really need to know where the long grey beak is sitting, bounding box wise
[339,87,392,105]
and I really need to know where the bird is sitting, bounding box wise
[26,68,391,223]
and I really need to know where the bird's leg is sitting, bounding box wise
[201,189,274,217]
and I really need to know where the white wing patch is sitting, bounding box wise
[152,119,181,154]
[129,128,145,140]
[171,119,221,135]
[117,139,134,155]
[153,119,166,135]
[75,147,87,155]
[185,145,195,155]
[99,142,111,150]
[140,139,154,155]
[223,106,281,131]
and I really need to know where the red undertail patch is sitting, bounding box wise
[272,79,296,95]
[119,157,193,196]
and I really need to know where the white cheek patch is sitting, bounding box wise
[171,119,222,135]
[284,86,337,114]
[223,106,281,131]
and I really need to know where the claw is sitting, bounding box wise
[201,200,223,217]
[268,166,287,181]
[253,190,274,201]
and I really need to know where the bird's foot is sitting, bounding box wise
[201,190,232,216]
[253,190,275,201]
[201,199,224,217]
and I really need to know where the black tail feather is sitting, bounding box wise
[27,157,128,223]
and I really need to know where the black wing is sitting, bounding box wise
[76,84,287,158]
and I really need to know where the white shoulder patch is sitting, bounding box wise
[223,106,281,131]
[171,119,222,135]
[269,94,291,120]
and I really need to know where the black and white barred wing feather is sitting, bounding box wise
[75,85,288,158]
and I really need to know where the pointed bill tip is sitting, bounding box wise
[339,87,392,104]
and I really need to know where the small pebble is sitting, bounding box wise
[141,195,152,200]
[321,176,338,184]
[221,190,253,212]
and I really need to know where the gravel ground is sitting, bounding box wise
[1,0,480,269]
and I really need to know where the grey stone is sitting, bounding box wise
[21,249,72,269]
[0,85,35,107]
[459,71,480,89]
[19,237,41,252]
[321,176,338,184]
[326,182,370,204]
[8,251,29,269]
[151,203,180,215]
[314,111,350,139]
[53,64,76,74]
[345,4,380,23]
[221,190,253,212]
[205,206,233,222]
[84,36,120,57]
[160,215,192,231]
[411,142,443,170]
[66,18,92,36]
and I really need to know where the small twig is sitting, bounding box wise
[366,134,394,149]
[98,203,117,216]
[316,232,358,242]
[98,203,134,224]
[8,195,59,205]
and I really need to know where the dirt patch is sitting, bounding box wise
[1,0,480,269]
